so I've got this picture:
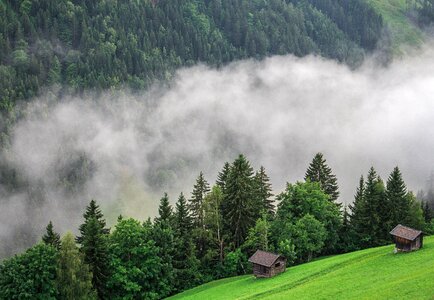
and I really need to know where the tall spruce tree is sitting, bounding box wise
[42,221,61,250]
[253,166,274,218]
[305,153,340,205]
[216,162,231,193]
[77,200,109,244]
[76,200,110,299]
[349,175,367,248]
[155,192,173,225]
[189,172,210,228]
[173,193,201,293]
[386,167,409,227]
[422,201,432,223]
[222,154,255,248]
[175,193,192,235]
[351,167,387,248]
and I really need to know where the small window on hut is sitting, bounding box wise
[275,262,281,267]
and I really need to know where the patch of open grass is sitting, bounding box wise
[367,0,424,55]
[168,236,434,299]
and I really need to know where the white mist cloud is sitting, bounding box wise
[2,45,434,257]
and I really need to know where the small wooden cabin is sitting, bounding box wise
[390,224,423,252]
[248,250,286,278]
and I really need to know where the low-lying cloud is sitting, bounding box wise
[1,46,434,257]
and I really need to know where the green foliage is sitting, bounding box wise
[107,218,169,299]
[223,248,248,277]
[155,192,173,225]
[293,214,327,262]
[202,186,225,271]
[77,200,110,299]
[222,154,256,248]
[174,192,192,236]
[0,0,384,115]
[305,152,340,204]
[189,172,210,229]
[56,233,96,300]
[253,166,274,218]
[350,166,426,250]
[42,221,61,250]
[272,181,342,258]
[0,243,58,299]
[242,214,270,255]
[149,221,175,298]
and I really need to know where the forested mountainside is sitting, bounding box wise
[0,0,384,114]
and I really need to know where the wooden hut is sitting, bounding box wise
[248,250,286,278]
[390,224,423,252]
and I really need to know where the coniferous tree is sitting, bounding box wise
[173,193,202,293]
[349,175,367,247]
[305,153,340,204]
[365,168,386,246]
[386,167,409,227]
[189,172,210,228]
[42,221,61,250]
[422,201,433,223]
[253,166,274,218]
[77,199,109,244]
[351,168,386,248]
[57,233,96,300]
[216,162,230,193]
[222,154,256,248]
[76,200,110,299]
[175,192,192,236]
[155,192,173,225]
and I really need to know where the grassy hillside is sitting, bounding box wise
[169,236,434,299]
[367,0,424,54]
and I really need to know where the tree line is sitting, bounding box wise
[1,153,432,299]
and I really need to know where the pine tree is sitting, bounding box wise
[350,168,386,248]
[77,200,110,299]
[42,221,61,250]
[172,192,202,292]
[349,175,366,248]
[253,166,274,218]
[386,167,409,227]
[57,233,96,300]
[216,162,230,192]
[364,168,386,246]
[222,154,255,248]
[422,201,432,223]
[338,205,356,252]
[175,192,192,236]
[305,153,340,204]
[189,172,210,228]
[77,199,109,244]
[155,192,173,225]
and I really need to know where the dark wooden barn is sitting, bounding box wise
[390,224,423,252]
[248,250,286,278]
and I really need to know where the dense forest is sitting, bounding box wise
[1,153,433,299]
[0,0,384,118]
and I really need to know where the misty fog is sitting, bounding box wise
[1,45,434,257]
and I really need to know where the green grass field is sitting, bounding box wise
[368,0,424,55]
[168,236,434,300]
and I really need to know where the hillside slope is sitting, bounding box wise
[169,236,434,299]
[368,0,424,54]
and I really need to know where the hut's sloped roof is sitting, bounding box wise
[390,224,422,241]
[248,250,283,267]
